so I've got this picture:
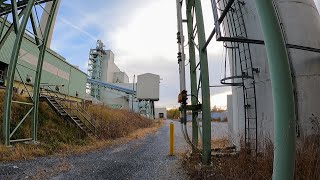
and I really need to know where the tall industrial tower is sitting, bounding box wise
[87,40,106,100]
[38,0,61,47]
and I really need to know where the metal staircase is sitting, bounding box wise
[218,0,258,153]
[40,85,96,136]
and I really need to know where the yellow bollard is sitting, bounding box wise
[169,122,174,156]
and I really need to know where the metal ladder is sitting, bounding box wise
[219,0,258,153]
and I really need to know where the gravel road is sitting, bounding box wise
[0,120,190,180]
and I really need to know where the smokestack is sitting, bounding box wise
[38,0,61,48]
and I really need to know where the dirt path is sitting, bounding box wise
[0,120,190,180]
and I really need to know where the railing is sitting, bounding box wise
[64,100,97,135]
[40,84,97,135]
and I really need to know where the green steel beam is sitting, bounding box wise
[186,0,198,149]
[0,14,8,39]
[254,1,296,179]
[30,11,41,46]
[0,0,53,16]
[0,9,25,49]
[32,0,58,143]
[10,107,34,138]
[194,0,211,164]
[10,0,19,33]
[3,0,36,146]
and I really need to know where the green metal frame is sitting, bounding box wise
[177,0,212,164]
[32,0,58,143]
[186,0,199,150]
[2,0,57,146]
[0,14,8,38]
[193,0,212,164]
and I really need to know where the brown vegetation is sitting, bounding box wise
[211,117,228,122]
[167,108,180,119]
[211,105,226,113]
[0,91,161,161]
[182,136,320,180]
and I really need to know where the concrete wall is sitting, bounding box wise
[227,94,236,146]
[113,72,129,83]
[100,83,137,111]
[99,49,131,107]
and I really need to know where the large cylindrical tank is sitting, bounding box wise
[221,0,320,149]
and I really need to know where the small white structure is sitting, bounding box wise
[136,73,160,101]
[155,108,167,119]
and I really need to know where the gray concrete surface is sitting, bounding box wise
[0,120,190,180]
[0,120,228,180]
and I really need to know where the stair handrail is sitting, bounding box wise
[40,84,97,135]
[68,101,97,135]
[76,103,97,130]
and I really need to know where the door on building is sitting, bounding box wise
[159,113,164,118]
[0,62,8,86]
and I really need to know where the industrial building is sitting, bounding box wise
[87,40,131,109]
[154,108,167,119]
[0,1,163,146]
[87,40,162,117]
[0,14,87,101]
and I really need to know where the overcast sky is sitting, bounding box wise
[49,0,232,109]
[49,0,320,109]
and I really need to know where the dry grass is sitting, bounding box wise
[183,136,320,180]
[87,104,154,140]
[211,137,230,149]
[0,91,161,162]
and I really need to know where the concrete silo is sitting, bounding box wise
[219,0,320,151]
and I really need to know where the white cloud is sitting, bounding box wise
[51,0,230,108]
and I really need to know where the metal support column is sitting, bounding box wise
[194,0,211,164]
[3,0,36,146]
[254,1,296,179]
[176,0,193,150]
[32,0,58,143]
[186,0,198,149]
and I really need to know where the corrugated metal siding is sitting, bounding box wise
[0,25,87,99]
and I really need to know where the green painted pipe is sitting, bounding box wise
[186,0,198,149]
[254,1,296,179]
[194,0,211,164]
[32,0,59,143]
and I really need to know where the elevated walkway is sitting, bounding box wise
[87,78,136,95]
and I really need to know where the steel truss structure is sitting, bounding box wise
[1,0,58,146]
[87,40,105,100]
[176,0,212,164]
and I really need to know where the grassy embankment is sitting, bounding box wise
[0,91,161,161]
[182,136,320,179]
